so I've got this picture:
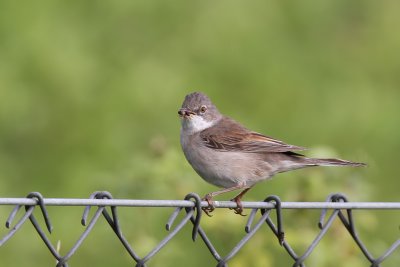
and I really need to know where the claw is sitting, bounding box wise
[230,197,247,216]
[202,194,215,217]
[202,206,214,217]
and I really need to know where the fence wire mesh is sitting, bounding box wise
[0,191,399,267]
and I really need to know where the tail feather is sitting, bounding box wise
[306,157,366,167]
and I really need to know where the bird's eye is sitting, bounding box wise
[200,105,207,113]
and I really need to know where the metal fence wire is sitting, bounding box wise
[1,191,399,267]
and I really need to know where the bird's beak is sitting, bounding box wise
[178,108,195,118]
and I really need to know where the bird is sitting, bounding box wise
[178,92,365,216]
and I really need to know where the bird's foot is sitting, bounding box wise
[202,194,215,217]
[229,196,246,216]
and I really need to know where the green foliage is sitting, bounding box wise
[0,1,399,266]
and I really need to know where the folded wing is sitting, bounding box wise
[200,117,306,153]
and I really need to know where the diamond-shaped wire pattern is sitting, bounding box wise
[1,192,399,266]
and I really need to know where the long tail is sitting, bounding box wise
[306,157,366,167]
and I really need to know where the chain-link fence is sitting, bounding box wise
[1,192,399,266]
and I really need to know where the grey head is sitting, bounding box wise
[178,92,222,134]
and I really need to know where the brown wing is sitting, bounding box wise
[200,117,306,153]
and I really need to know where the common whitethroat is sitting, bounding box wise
[178,92,365,216]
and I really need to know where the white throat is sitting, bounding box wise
[182,115,215,134]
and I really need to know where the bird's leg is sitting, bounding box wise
[202,183,246,217]
[230,187,252,216]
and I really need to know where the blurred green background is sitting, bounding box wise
[0,1,399,266]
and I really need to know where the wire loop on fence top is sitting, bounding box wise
[184,193,202,241]
[1,191,399,267]
[262,195,284,245]
[26,192,53,233]
[166,192,202,242]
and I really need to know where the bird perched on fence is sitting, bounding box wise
[178,92,365,216]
